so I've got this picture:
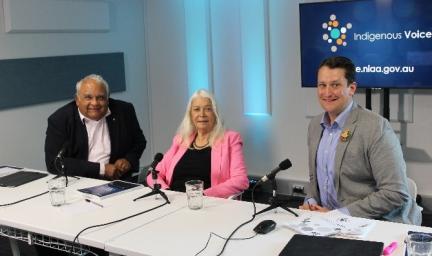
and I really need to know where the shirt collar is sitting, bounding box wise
[78,108,111,124]
[320,100,354,129]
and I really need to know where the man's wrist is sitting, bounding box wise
[99,162,106,176]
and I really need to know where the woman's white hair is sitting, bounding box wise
[76,74,110,95]
[177,89,225,147]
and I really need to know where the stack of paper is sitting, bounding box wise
[283,211,376,238]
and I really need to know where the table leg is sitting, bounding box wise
[9,238,20,256]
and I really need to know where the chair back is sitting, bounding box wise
[138,165,150,186]
[228,191,243,200]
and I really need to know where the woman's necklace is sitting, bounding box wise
[193,138,209,150]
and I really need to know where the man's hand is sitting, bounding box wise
[104,163,120,180]
[299,203,330,212]
[104,159,131,180]
[311,204,330,212]
[114,158,131,175]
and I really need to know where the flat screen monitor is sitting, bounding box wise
[299,0,432,89]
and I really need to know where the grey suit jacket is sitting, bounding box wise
[307,102,422,225]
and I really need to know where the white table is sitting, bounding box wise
[104,197,432,256]
[0,172,186,254]
[1,171,432,256]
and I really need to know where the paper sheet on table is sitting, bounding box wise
[283,211,375,238]
[0,166,21,178]
[57,190,105,216]
[59,199,105,216]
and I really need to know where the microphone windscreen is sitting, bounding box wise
[57,141,70,157]
[154,153,164,162]
[279,159,292,170]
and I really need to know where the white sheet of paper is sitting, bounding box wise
[59,199,104,216]
[57,190,105,216]
[0,167,21,178]
[283,211,376,238]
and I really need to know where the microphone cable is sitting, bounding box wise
[68,201,169,256]
[216,183,260,256]
[0,174,81,207]
[0,191,49,207]
[194,232,258,256]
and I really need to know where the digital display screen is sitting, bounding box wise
[299,0,432,88]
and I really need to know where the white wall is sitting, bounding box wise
[2,0,432,211]
[144,0,432,210]
[144,0,348,187]
[0,0,152,169]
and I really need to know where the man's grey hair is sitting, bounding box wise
[76,74,110,95]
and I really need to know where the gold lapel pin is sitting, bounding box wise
[340,129,351,142]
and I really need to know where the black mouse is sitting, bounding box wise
[253,220,276,234]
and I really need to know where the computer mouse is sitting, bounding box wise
[253,219,276,234]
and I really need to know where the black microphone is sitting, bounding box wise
[54,141,70,185]
[259,159,292,183]
[148,153,164,175]
[56,141,69,159]
[134,152,169,203]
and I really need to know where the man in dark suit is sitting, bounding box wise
[44,74,146,180]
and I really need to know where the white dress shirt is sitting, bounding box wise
[78,109,111,175]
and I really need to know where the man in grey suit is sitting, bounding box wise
[300,56,422,225]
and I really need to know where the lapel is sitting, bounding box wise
[166,134,195,185]
[334,103,359,191]
[106,113,116,156]
[166,139,188,185]
[311,117,323,178]
[74,109,89,157]
[210,137,223,185]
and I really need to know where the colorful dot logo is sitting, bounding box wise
[322,14,352,52]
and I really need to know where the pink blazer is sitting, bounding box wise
[147,130,249,198]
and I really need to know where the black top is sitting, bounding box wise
[170,147,211,192]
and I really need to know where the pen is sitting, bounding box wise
[85,199,104,208]
[382,241,397,255]
[307,200,312,209]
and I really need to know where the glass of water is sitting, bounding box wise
[185,180,204,210]
[47,177,66,207]
[407,233,432,256]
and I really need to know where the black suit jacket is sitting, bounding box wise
[44,98,146,179]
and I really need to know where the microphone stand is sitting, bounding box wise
[134,168,170,204]
[53,155,80,187]
[53,155,69,186]
[254,178,298,217]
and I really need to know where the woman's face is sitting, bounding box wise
[190,96,216,134]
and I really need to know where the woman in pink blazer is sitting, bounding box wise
[147,90,249,198]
